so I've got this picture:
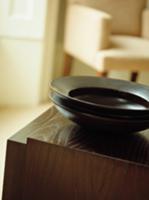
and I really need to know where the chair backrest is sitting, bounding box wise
[67,0,147,36]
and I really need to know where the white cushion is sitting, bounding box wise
[93,35,149,71]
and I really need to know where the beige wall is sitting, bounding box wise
[0,39,44,106]
[0,0,60,106]
[0,0,48,106]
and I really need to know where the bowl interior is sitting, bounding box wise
[69,87,148,110]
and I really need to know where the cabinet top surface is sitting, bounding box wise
[10,106,149,167]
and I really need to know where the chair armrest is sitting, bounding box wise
[141,9,149,39]
[64,5,112,66]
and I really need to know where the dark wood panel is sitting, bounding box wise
[2,106,149,200]
[28,106,149,166]
[2,141,26,200]
[22,139,149,200]
[9,106,55,144]
[7,106,149,166]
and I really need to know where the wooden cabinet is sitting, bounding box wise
[2,106,149,200]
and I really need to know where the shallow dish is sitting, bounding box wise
[55,104,149,133]
[51,76,149,117]
[50,90,149,120]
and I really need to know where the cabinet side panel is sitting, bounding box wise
[2,141,26,200]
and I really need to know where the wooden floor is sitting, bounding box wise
[0,103,51,199]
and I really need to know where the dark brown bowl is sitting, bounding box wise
[51,76,149,117]
[55,104,149,133]
[50,90,149,120]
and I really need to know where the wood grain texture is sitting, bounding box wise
[28,106,149,166]
[2,106,149,200]
[2,141,26,200]
[6,106,149,165]
[22,139,149,200]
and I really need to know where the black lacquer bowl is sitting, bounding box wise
[50,76,149,133]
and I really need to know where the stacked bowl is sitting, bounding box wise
[50,76,149,133]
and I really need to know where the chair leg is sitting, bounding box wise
[96,71,108,77]
[63,53,73,76]
[131,71,138,82]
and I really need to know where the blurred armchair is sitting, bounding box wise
[63,0,149,81]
